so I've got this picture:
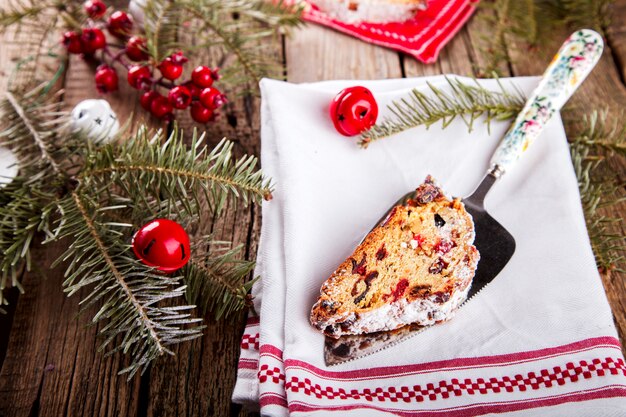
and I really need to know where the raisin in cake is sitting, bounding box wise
[311,0,428,24]
[310,176,479,338]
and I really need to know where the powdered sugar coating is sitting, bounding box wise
[312,0,426,24]
[312,254,476,337]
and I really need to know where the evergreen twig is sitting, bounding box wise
[80,127,273,221]
[0,182,46,312]
[359,77,525,148]
[184,240,256,319]
[137,0,303,93]
[52,191,203,379]
[477,0,612,76]
[570,111,626,272]
[0,87,270,376]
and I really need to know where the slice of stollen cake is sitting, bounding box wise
[310,176,479,338]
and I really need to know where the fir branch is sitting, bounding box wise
[184,240,256,319]
[359,78,525,148]
[3,92,62,174]
[561,0,612,33]
[0,182,47,313]
[53,191,203,378]
[143,0,184,62]
[476,0,612,76]
[570,111,626,272]
[0,87,76,184]
[0,1,56,29]
[179,0,302,91]
[570,111,626,158]
[80,127,273,219]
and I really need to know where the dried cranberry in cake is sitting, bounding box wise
[434,239,455,255]
[310,176,479,338]
[375,244,387,261]
[384,278,409,302]
[351,254,367,276]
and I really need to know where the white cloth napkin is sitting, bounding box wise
[232,76,626,416]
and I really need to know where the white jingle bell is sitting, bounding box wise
[0,147,18,188]
[70,99,120,144]
[129,0,146,28]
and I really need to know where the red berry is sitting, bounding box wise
[158,58,183,80]
[182,81,201,99]
[126,36,149,61]
[62,31,83,54]
[190,101,214,124]
[199,87,227,110]
[94,65,118,93]
[107,10,133,39]
[80,28,106,54]
[191,66,219,88]
[132,219,191,272]
[84,0,107,19]
[169,51,188,65]
[329,86,378,136]
[168,86,192,110]
[140,91,159,111]
[127,65,152,90]
[150,95,173,119]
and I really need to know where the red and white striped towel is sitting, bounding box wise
[232,76,626,416]
[301,0,477,64]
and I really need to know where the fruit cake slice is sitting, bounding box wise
[310,176,479,338]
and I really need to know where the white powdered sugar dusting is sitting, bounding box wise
[343,284,470,336]
[312,0,423,24]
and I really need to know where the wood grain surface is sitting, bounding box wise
[0,1,625,416]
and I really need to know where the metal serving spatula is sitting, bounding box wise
[325,29,604,366]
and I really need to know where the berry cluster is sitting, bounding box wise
[62,0,227,123]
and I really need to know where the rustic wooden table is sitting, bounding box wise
[0,2,625,416]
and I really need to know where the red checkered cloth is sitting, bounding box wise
[302,0,477,63]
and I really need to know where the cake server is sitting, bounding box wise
[325,29,604,366]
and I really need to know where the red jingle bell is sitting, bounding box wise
[132,219,191,272]
[329,86,378,136]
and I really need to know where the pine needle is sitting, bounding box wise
[476,0,611,76]
[52,191,203,379]
[137,0,303,93]
[359,77,525,148]
[80,126,273,221]
[184,239,256,319]
[0,87,270,375]
[570,111,626,272]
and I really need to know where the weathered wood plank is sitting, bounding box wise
[0,3,625,416]
[286,24,403,82]
[609,0,626,82]
[0,58,146,417]
[0,242,69,417]
[143,14,269,417]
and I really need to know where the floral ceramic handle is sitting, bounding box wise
[490,29,603,176]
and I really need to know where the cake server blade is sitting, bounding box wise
[324,29,603,366]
